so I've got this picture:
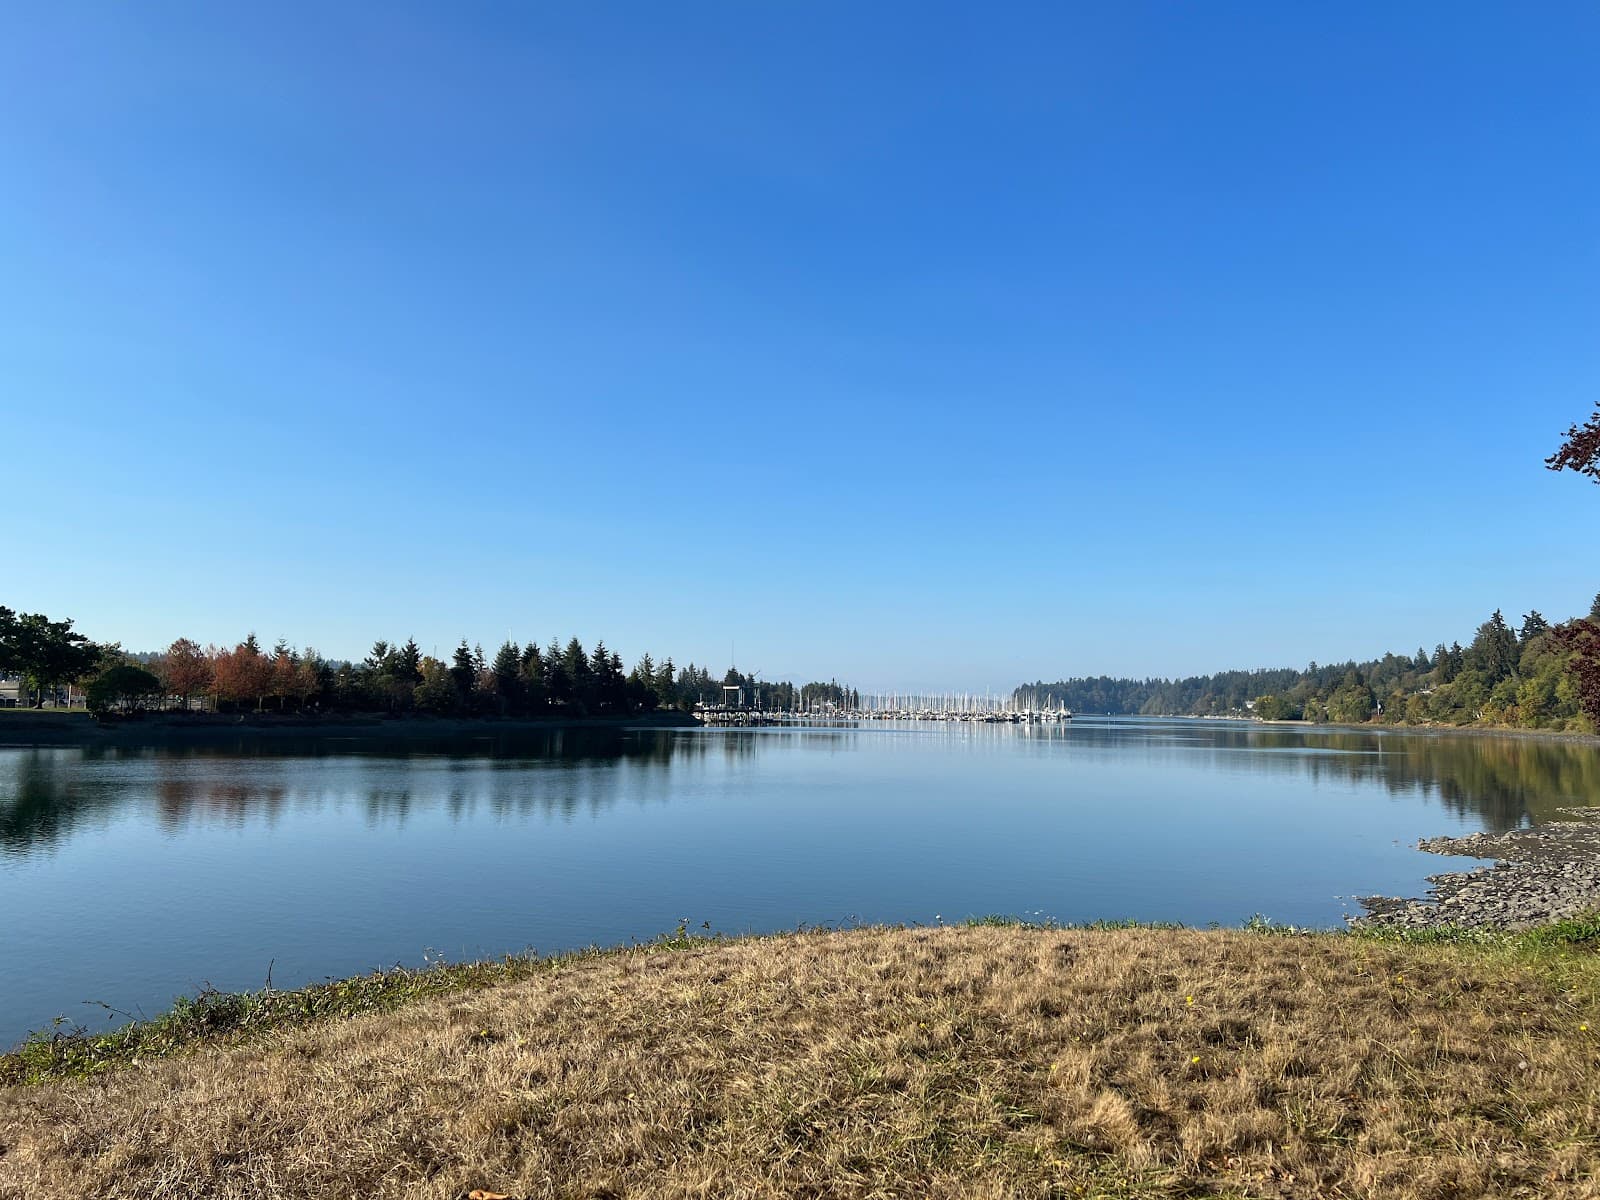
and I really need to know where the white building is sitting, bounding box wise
[0,673,26,707]
[0,673,83,708]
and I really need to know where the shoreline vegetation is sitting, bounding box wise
[6,595,1600,741]
[0,605,861,726]
[6,919,1600,1198]
[1017,594,1600,736]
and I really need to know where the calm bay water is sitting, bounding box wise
[2,717,1596,1049]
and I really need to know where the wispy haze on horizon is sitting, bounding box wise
[3,3,1596,689]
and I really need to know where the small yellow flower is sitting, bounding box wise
[1185,995,1194,1005]
[1582,1024,1589,1032]
[1191,1056,1201,1063]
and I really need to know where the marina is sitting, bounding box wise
[695,696,1075,726]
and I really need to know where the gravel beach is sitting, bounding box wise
[1355,807,1600,930]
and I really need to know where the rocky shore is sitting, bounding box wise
[1355,807,1600,930]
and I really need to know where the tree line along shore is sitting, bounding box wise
[1016,595,1600,734]
[4,595,1597,736]
[0,606,858,720]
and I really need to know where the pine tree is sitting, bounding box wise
[1435,642,1459,684]
[450,640,476,697]
[1466,610,1519,684]
[519,642,544,680]
[544,639,570,705]
[491,641,523,712]
[398,638,422,685]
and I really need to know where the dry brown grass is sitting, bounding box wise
[3,925,1600,1199]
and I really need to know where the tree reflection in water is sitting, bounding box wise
[1,723,1592,858]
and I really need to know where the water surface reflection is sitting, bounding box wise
[2,718,1594,1048]
[3,721,1590,857]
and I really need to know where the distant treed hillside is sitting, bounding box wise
[1016,596,1600,733]
[1014,669,1306,718]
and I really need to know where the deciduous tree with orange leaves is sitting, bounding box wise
[159,638,213,710]
[211,637,272,713]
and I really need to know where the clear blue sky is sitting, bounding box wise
[3,3,1596,690]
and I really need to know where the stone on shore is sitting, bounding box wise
[1353,807,1600,930]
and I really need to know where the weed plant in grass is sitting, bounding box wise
[4,920,1600,1198]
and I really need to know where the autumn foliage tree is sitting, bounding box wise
[211,637,272,712]
[271,641,297,711]
[1548,402,1600,484]
[1550,619,1600,727]
[159,638,213,710]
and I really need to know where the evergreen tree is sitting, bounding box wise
[450,640,476,697]
[491,641,523,712]
[398,638,423,685]
[590,641,612,683]
[1466,610,1519,684]
[541,638,572,706]
[519,642,544,681]
[563,637,590,695]
[1519,611,1550,644]
[515,643,544,709]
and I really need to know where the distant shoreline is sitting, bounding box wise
[2,708,1593,750]
[0,709,702,748]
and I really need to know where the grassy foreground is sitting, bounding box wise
[4,922,1600,1199]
